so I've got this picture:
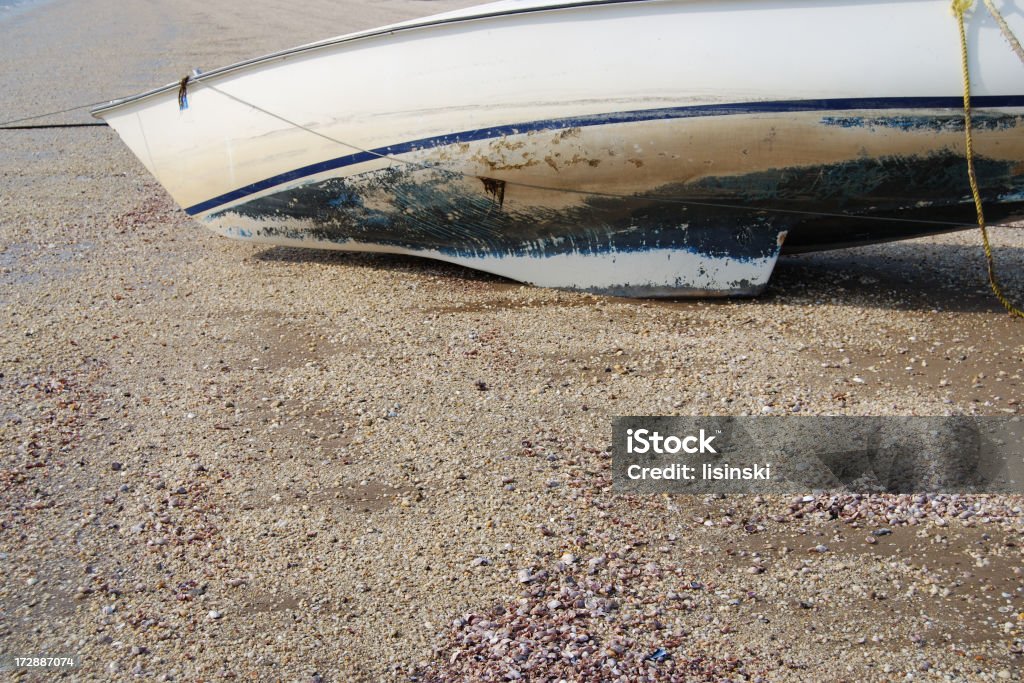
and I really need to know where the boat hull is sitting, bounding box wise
[94,0,1024,296]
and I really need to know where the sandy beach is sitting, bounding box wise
[2,0,1023,680]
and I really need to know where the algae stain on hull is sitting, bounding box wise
[820,113,1020,133]
[211,166,786,262]
[210,152,1024,258]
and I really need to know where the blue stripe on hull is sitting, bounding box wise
[184,95,1024,216]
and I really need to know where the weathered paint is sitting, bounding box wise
[206,163,790,295]
[197,112,1024,295]
[210,167,789,258]
[819,112,1020,133]
[207,151,1024,256]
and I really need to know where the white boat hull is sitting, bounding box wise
[94,0,1024,296]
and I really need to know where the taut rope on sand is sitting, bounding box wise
[0,122,107,129]
[0,102,111,128]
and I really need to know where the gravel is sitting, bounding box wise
[1,0,1023,680]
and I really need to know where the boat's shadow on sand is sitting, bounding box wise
[251,241,1024,315]
[767,241,1024,314]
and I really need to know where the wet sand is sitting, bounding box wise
[1,1,1023,680]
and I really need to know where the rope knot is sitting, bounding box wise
[951,0,974,17]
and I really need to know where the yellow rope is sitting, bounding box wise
[952,0,1024,318]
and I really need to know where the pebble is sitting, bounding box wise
[517,569,539,584]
